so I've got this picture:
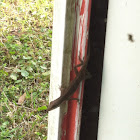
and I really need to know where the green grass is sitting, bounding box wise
[0,0,53,139]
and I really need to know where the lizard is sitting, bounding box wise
[46,46,90,112]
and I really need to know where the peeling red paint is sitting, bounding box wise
[80,0,85,15]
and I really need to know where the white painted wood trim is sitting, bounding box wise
[47,0,67,139]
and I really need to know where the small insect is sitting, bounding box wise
[128,34,134,42]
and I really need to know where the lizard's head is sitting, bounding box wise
[47,100,58,112]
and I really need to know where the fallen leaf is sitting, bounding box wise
[18,93,26,104]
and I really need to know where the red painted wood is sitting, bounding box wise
[61,0,92,140]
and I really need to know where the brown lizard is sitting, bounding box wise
[46,47,90,112]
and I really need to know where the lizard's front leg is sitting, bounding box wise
[74,55,84,76]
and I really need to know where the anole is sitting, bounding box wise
[46,47,90,112]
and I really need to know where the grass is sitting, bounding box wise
[0,0,53,139]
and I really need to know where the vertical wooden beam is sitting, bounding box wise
[61,0,92,140]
